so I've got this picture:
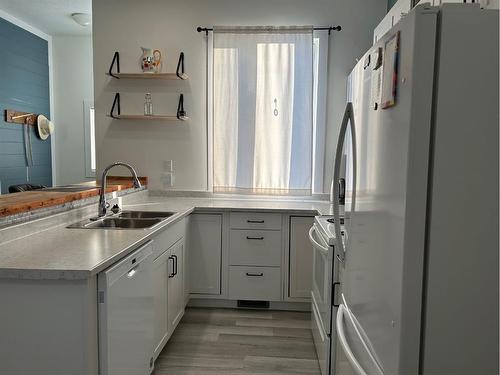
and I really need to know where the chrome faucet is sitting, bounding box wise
[97,162,141,217]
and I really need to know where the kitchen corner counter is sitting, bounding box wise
[0,191,332,280]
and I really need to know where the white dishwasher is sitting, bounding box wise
[98,241,155,375]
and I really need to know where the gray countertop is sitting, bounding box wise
[0,191,333,280]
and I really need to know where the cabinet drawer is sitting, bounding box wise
[230,212,282,230]
[229,230,282,266]
[228,266,281,301]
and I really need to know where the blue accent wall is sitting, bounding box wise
[0,17,51,194]
[388,0,398,11]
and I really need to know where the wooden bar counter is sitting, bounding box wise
[0,176,147,217]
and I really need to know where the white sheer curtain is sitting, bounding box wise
[212,26,313,195]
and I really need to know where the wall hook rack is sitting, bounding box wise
[109,93,188,121]
[107,51,188,80]
[4,109,38,126]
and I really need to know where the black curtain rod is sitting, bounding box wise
[196,25,341,35]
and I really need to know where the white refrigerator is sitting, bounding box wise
[331,3,498,375]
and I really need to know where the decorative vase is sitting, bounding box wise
[140,47,162,73]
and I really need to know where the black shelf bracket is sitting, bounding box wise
[177,94,186,119]
[110,93,121,118]
[108,52,120,78]
[176,52,185,79]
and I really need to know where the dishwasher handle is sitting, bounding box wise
[102,240,153,284]
[126,266,139,278]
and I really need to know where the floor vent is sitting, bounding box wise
[237,300,270,309]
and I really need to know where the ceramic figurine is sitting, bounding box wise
[140,47,162,73]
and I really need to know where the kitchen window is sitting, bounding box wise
[83,100,96,178]
[209,26,328,195]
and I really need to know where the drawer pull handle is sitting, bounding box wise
[247,220,265,224]
[246,272,264,277]
[246,236,264,240]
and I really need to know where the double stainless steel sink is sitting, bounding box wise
[117,211,173,219]
[67,211,175,230]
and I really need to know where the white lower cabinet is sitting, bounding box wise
[227,212,283,301]
[152,249,170,359]
[230,212,282,230]
[188,214,222,295]
[167,239,184,333]
[99,210,315,372]
[289,216,314,299]
[228,266,281,301]
[152,238,185,362]
[229,229,282,267]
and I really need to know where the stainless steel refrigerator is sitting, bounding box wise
[330,4,499,375]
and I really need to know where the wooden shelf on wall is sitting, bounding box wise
[106,72,189,80]
[107,51,188,80]
[109,114,189,121]
[109,93,188,121]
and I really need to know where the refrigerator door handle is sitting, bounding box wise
[332,102,356,260]
[336,304,368,375]
[338,295,385,375]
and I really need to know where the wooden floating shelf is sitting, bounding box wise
[106,72,189,80]
[109,114,189,121]
[109,93,187,121]
[108,51,188,80]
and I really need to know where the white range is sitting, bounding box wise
[309,215,344,375]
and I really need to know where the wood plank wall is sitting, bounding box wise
[0,17,51,194]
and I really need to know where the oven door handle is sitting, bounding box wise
[309,226,329,254]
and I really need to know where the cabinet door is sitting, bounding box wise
[289,216,314,299]
[168,239,184,333]
[152,249,170,359]
[188,214,222,295]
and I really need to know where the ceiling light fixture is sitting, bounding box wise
[71,13,91,27]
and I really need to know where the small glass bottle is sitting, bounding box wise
[144,93,153,116]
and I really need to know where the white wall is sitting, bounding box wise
[53,35,94,185]
[93,0,386,192]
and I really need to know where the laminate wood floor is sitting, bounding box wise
[154,307,320,375]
